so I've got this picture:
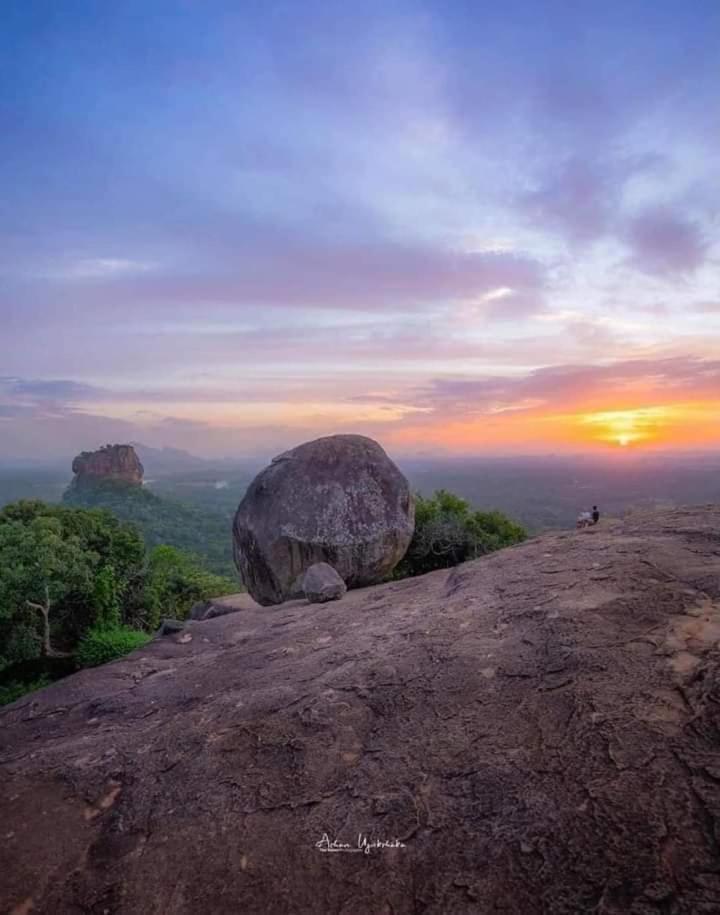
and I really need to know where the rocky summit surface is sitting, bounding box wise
[70,444,144,488]
[233,434,414,605]
[2,506,720,914]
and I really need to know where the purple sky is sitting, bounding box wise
[1,0,719,459]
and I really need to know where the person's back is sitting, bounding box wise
[592,505,600,525]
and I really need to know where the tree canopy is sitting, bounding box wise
[0,501,145,666]
[63,480,236,577]
[0,500,237,700]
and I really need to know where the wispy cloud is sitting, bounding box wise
[624,207,708,275]
[0,377,103,401]
[1,0,719,457]
[406,357,720,417]
[520,157,624,244]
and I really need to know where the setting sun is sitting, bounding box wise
[579,407,675,448]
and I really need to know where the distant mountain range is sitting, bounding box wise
[130,443,226,474]
[130,443,265,477]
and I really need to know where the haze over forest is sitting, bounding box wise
[2,445,718,538]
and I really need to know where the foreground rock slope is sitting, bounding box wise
[2,506,720,914]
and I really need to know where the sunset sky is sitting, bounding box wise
[2,0,719,460]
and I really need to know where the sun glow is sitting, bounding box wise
[580,406,677,448]
[380,397,720,455]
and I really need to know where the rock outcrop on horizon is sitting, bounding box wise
[70,444,144,488]
[233,434,415,605]
[2,506,720,913]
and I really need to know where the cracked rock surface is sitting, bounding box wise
[2,506,720,914]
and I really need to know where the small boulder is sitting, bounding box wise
[189,600,214,621]
[189,600,243,622]
[303,563,347,603]
[156,618,185,637]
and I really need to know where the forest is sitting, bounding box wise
[0,500,237,705]
[63,479,238,578]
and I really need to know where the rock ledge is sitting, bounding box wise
[2,506,720,914]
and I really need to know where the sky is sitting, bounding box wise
[1,0,719,461]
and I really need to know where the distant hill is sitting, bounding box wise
[131,443,219,475]
[131,442,263,477]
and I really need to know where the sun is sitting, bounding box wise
[579,407,675,449]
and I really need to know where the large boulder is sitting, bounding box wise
[70,444,144,488]
[233,434,414,605]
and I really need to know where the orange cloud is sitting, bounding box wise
[384,400,720,454]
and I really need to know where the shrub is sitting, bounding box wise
[395,489,526,579]
[76,626,151,668]
[143,545,237,629]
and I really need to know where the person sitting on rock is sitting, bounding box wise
[592,505,600,525]
[577,510,592,529]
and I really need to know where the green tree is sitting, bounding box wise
[143,545,236,629]
[0,501,146,668]
[0,499,239,703]
[63,481,239,578]
[394,489,526,579]
[0,515,97,658]
[92,565,122,628]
